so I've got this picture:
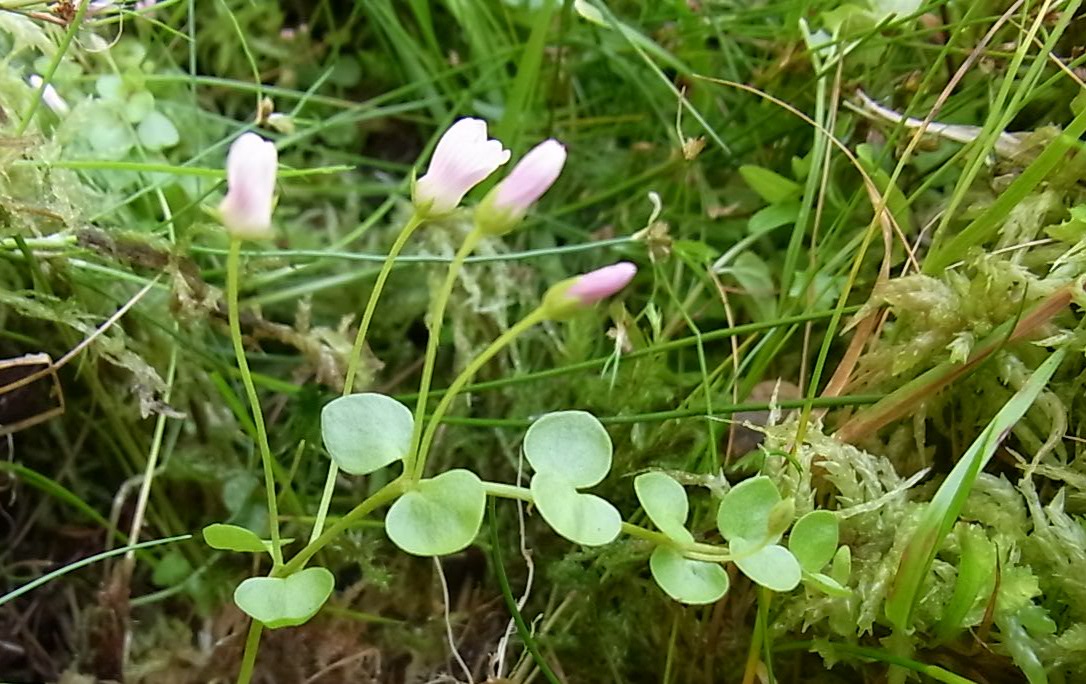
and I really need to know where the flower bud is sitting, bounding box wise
[476,139,566,236]
[413,118,510,216]
[541,262,638,319]
[219,133,278,240]
[28,75,69,116]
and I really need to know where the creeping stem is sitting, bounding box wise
[482,482,731,559]
[226,238,283,566]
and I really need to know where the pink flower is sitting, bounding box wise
[413,118,510,216]
[567,262,638,304]
[477,139,566,236]
[219,133,278,240]
[542,262,638,319]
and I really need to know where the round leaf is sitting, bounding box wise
[523,411,612,488]
[734,544,801,592]
[385,469,485,556]
[649,546,729,605]
[716,476,782,545]
[530,471,621,546]
[233,567,334,629]
[321,393,414,476]
[789,510,839,573]
[124,90,155,123]
[203,523,266,553]
[137,110,179,150]
[634,472,692,544]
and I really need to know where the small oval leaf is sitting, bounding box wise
[322,393,414,476]
[738,164,801,204]
[385,469,486,556]
[233,567,334,629]
[830,545,852,585]
[716,476,782,545]
[202,523,267,553]
[634,472,693,544]
[649,546,729,605]
[734,544,801,592]
[803,571,850,597]
[137,110,179,150]
[530,471,621,546]
[523,411,612,488]
[789,510,839,573]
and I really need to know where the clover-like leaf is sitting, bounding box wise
[531,471,621,546]
[649,546,729,605]
[321,393,414,475]
[385,469,485,556]
[789,510,839,573]
[635,472,693,544]
[716,476,782,545]
[137,110,179,150]
[202,523,267,553]
[233,567,334,629]
[803,571,850,597]
[523,411,612,488]
[733,543,801,592]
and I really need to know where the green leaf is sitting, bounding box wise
[385,469,486,556]
[202,523,267,553]
[233,567,335,629]
[530,471,621,546]
[96,74,126,100]
[789,510,839,572]
[885,349,1066,631]
[803,571,850,597]
[124,90,155,123]
[321,393,414,476]
[856,143,913,234]
[739,165,801,204]
[649,546,729,605]
[523,411,612,488]
[137,110,179,150]
[830,545,851,585]
[748,202,800,235]
[152,550,192,588]
[734,544,801,592]
[935,526,997,642]
[716,476,782,545]
[634,472,693,544]
[81,104,135,158]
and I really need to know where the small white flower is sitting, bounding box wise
[27,75,69,116]
[219,133,279,240]
[413,118,510,216]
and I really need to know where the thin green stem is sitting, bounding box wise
[235,620,264,684]
[226,239,283,566]
[407,229,483,476]
[483,487,732,559]
[414,307,548,479]
[306,212,425,548]
[17,0,90,134]
[342,211,425,395]
[279,478,406,576]
[482,480,534,502]
[308,462,339,546]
